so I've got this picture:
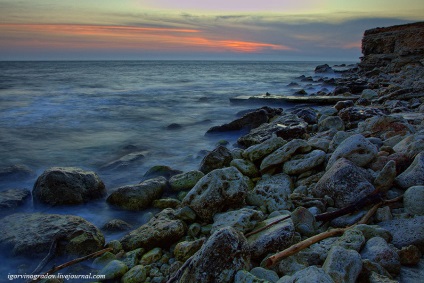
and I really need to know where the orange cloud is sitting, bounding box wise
[0,23,291,53]
[342,41,361,49]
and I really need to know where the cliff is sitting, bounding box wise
[359,21,424,73]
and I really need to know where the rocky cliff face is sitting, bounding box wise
[359,22,424,73]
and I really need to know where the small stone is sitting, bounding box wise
[373,160,396,192]
[369,272,398,283]
[361,237,401,274]
[141,247,162,265]
[291,207,317,237]
[234,270,268,283]
[277,266,334,283]
[169,170,204,191]
[375,206,393,222]
[404,186,424,216]
[396,153,424,190]
[398,245,422,266]
[242,136,287,162]
[354,225,392,242]
[121,265,148,283]
[152,198,181,209]
[92,252,116,268]
[121,248,145,269]
[334,100,354,111]
[318,116,345,132]
[106,240,123,254]
[283,149,326,175]
[98,260,128,280]
[141,165,182,181]
[199,146,233,174]
[393,134,424,159]
[174,238,205,262]
[329,131,355,152]
[102,219,133,232]
[0,188,31,209]
[188,223,202,237]
[230,158,260,178]
[212,208,265,234]
[323,246,362,283]
[361,89,378,100]
[175,206,197,222]
[335,228,365,252]
[250,267,279,283]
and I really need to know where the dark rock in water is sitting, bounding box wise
[287,82,299,87]
[166,123,183,130]
[0,164,35,182]
[106,177,166,211]
[315,64,334,73]
[238,114,308,147]
[102,219,133,232]
[295,89,307,95]
[0,213,104,258]
[120,208,187,251]
[0,188,31,209]
[199,146,233,174]
[100,151,148,171]
[338,106,385,129]
[33,167,106,205]
[206,106,282,133]
[179,227,250,283]
[141,165,182,181]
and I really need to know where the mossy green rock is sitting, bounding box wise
[242,136,287,162]
[234,270,268,283]
[121,248,145,269]
[92,252,116,268]
[153,198,181,209]
[230,159,260,178]
[98,260,128,280]
[141,247,162,265]
[121,265,148,283]
[169,171,205,191]
[174,238,205,262]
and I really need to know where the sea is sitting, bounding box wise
[0,60,354,276]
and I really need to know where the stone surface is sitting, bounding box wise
[318,116,345,132]
[292,107,318,124]
[120,208,187,251]
[179,227,250,283]
[326,134,378,170]
[169,170,204,191]
[260,139,311,172]
[246,173,293,213]
[277,266,335,283]
[121,248,144,269]
[234,270,268,283]
[398,245,422,266]
[250,267,279,283]
[121,265,148,283]
[328,131,355,152]
[0,188,31,209]
[398,260,424,283]
[0,164,35,182]
[140,247,162,265]
[395,152,424,190]
[338,107,385,129]
[212,208,265,234]
[283,149,326,175]
[98,260,128,280]
[182,167,249,221]
[0,213,104,257]
[102,219,133,232]
[174,238,205,262]
[230,158,260,178]
[335,228,365,252]
[361,89,379,100]
[313,158,375,208]
[291,206,317,237]
[404,186,424,215]
[393,134,424,158]
[361,237,401,274]
[106,177,166,211]
[373,160,397,192]
[100,151,148,171]
[378,216,424,252]
[322,246,362,283]
[140,165,182,181]
[247,215,295,259]
[199,146,233,174]
[152,198,180,209]
[358,116,414,139]
[32,167,106,205]
[242,136,287,162]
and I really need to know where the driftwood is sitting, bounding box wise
[31,247,112,283]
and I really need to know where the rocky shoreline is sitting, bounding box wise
[1,22,424,282]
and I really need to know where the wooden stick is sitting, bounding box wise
[245,215,291,238]
[31,247,113,283]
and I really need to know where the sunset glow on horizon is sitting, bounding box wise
[0,0,423,60]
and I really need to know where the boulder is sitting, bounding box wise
[292,107,318,124]
[246,173,293,213]
[238,114,308,147]
[358,116,414,139]
[0,213,104,257]
[247,215,295,259]
[242,136,287,162]
[260,139,311,172]
[361,237,401,274]
[361,89,379,100]
[234,270,268,283]
[211,208,265,234]
[328,131,355,152]
[102,219,133,232]
[100,151,147,171]
[326,134,378,170]
[313,158,375,208]
[120,208,187,251]
[378,216,424,252]
[404,186,424,215]
[230,159,260,178]
[393,134,424,158]
[250,267,279,282]
[283,150,326,175]
[278,266,334,283]
[199,146,233,174]
[106,177,166,211]
[140,165,182,181]
[174,238,205,262]
[315,64,334,73]
[0,188,31,209]
[334,100,354,111]
[322,246,362,283]
[98,260,128,281]
[318,116,345,132]
[181,167,249,221]
[32,167,106,205]
[395,152,424,190]
[0,164,35,182]
[338,107,385,129]
[121,265,148,283]
[169,170,204,191]
[373,160,397,192]
[179,227,250,283]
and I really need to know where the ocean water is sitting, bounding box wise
[0,60,353,275]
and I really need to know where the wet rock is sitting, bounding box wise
[326,134,378,170]
[120,208,187,251]
[283,149,326,175]
[362,89,379,100]
[106,177,166,211]
[392,134,424,158]
[250,267,279,282]
[0,164,35,182]
[278,266,334,283]
[182,167,249,221]
[399,259,424,283]
[141,165,182,181]
[354,225,392,242]
[102,219,133,232]
[398,245,422,266]
[98,260,128,280]
[334,100,355,111]
[328,131,355,152]
[246,173,293,213]
[207,107,282,133]
[395,152,424,190]
[0,213,104,258]
[175,206,197,222]
[338,106,385,129]
[247,215,294,259]
[318,116,345,132]
[121,248,144,269]
[242,136,287,162]
[238,114,308,147]
[179,227,250,283]
[0,188,31,209]
[361,237,401,274]
[378,216,424,252]
[234,270,268,283]
[358,116,414,139]
[335,228,366,252]
[291,207,317,237]
[100,151,148,171]
[140,247,162,265]
[314,158,375,208]
[373,160,397,192]
[307,137,330,152]
[32,167,106,205]
[292,107,318,124]
[230,158,260,178]
[260,139,311,172]
[404,186,424,215]
[323,246,362,283]
[212,208,265,234]
[121,265,148,283]
[169,170,204,191]
[174,238,205,262]
[199,146,233,174]
[315,64,334,73]
[92,251,116,268]
[153,198,181,209]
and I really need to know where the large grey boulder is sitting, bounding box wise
[326,134,378,170]
[322,246,362,283]
[106,177,166,211]
[182,167,249,221]
[33,167,106,205]
[313,158,375,208]
[199,146,233,174]
[179,227,250,283]
[169,170,204,191]
[378,216,424,252]
[395,152,424,190]
[0,213,104,257]
[242,136,287,162]
[0,188,31,209]
[212,208,265,234]
[283,150,326,175]
[247,173,293,213]
[120,208,187,251]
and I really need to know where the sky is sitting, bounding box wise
[0,0,423,61]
